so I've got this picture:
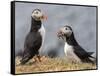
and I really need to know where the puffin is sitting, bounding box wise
[57,25,95,63]
[20,9,47,64]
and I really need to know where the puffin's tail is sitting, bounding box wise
[20,55,33,65]
[87,52,94,56]
[20,49,34,65]
[83,52,96,64]
[82,57,95,64]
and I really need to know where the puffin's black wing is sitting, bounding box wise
[20,32,42,64]
[73,45,95,63]
[24,32,42,50]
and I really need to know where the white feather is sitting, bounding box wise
[64,42,73,56]
[38,24,45,52]
[64,42,81,62]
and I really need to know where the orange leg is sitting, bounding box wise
[37,55,41,62]
[34,55,41,62]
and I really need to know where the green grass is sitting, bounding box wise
[15,56,96,74]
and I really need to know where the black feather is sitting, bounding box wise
[65,26,95,64]
[20,17,42,64]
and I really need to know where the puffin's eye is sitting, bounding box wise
[35,11,39,14]
[65,27,67,30]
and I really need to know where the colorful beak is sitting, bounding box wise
[41,15,47,20]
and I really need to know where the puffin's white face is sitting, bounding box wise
[32,9,44,21]
[57,26,72,39]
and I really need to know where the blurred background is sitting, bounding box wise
[15,2,97,57]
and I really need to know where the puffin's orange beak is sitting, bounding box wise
[41,15,47,20]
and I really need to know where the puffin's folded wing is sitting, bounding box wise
[73,46,94,59]
[24,32,42,49]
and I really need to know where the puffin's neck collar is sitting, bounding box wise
[30,17,42,32]
[65,33,79,46]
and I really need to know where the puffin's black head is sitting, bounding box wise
[31,9,47,21]
[57,25,73,40]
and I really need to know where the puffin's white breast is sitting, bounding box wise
[39,24,45,39]
[64,42,73,56]
[38,24,45,52]
[64,42,81,62]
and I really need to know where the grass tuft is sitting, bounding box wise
[15,56,96,74]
